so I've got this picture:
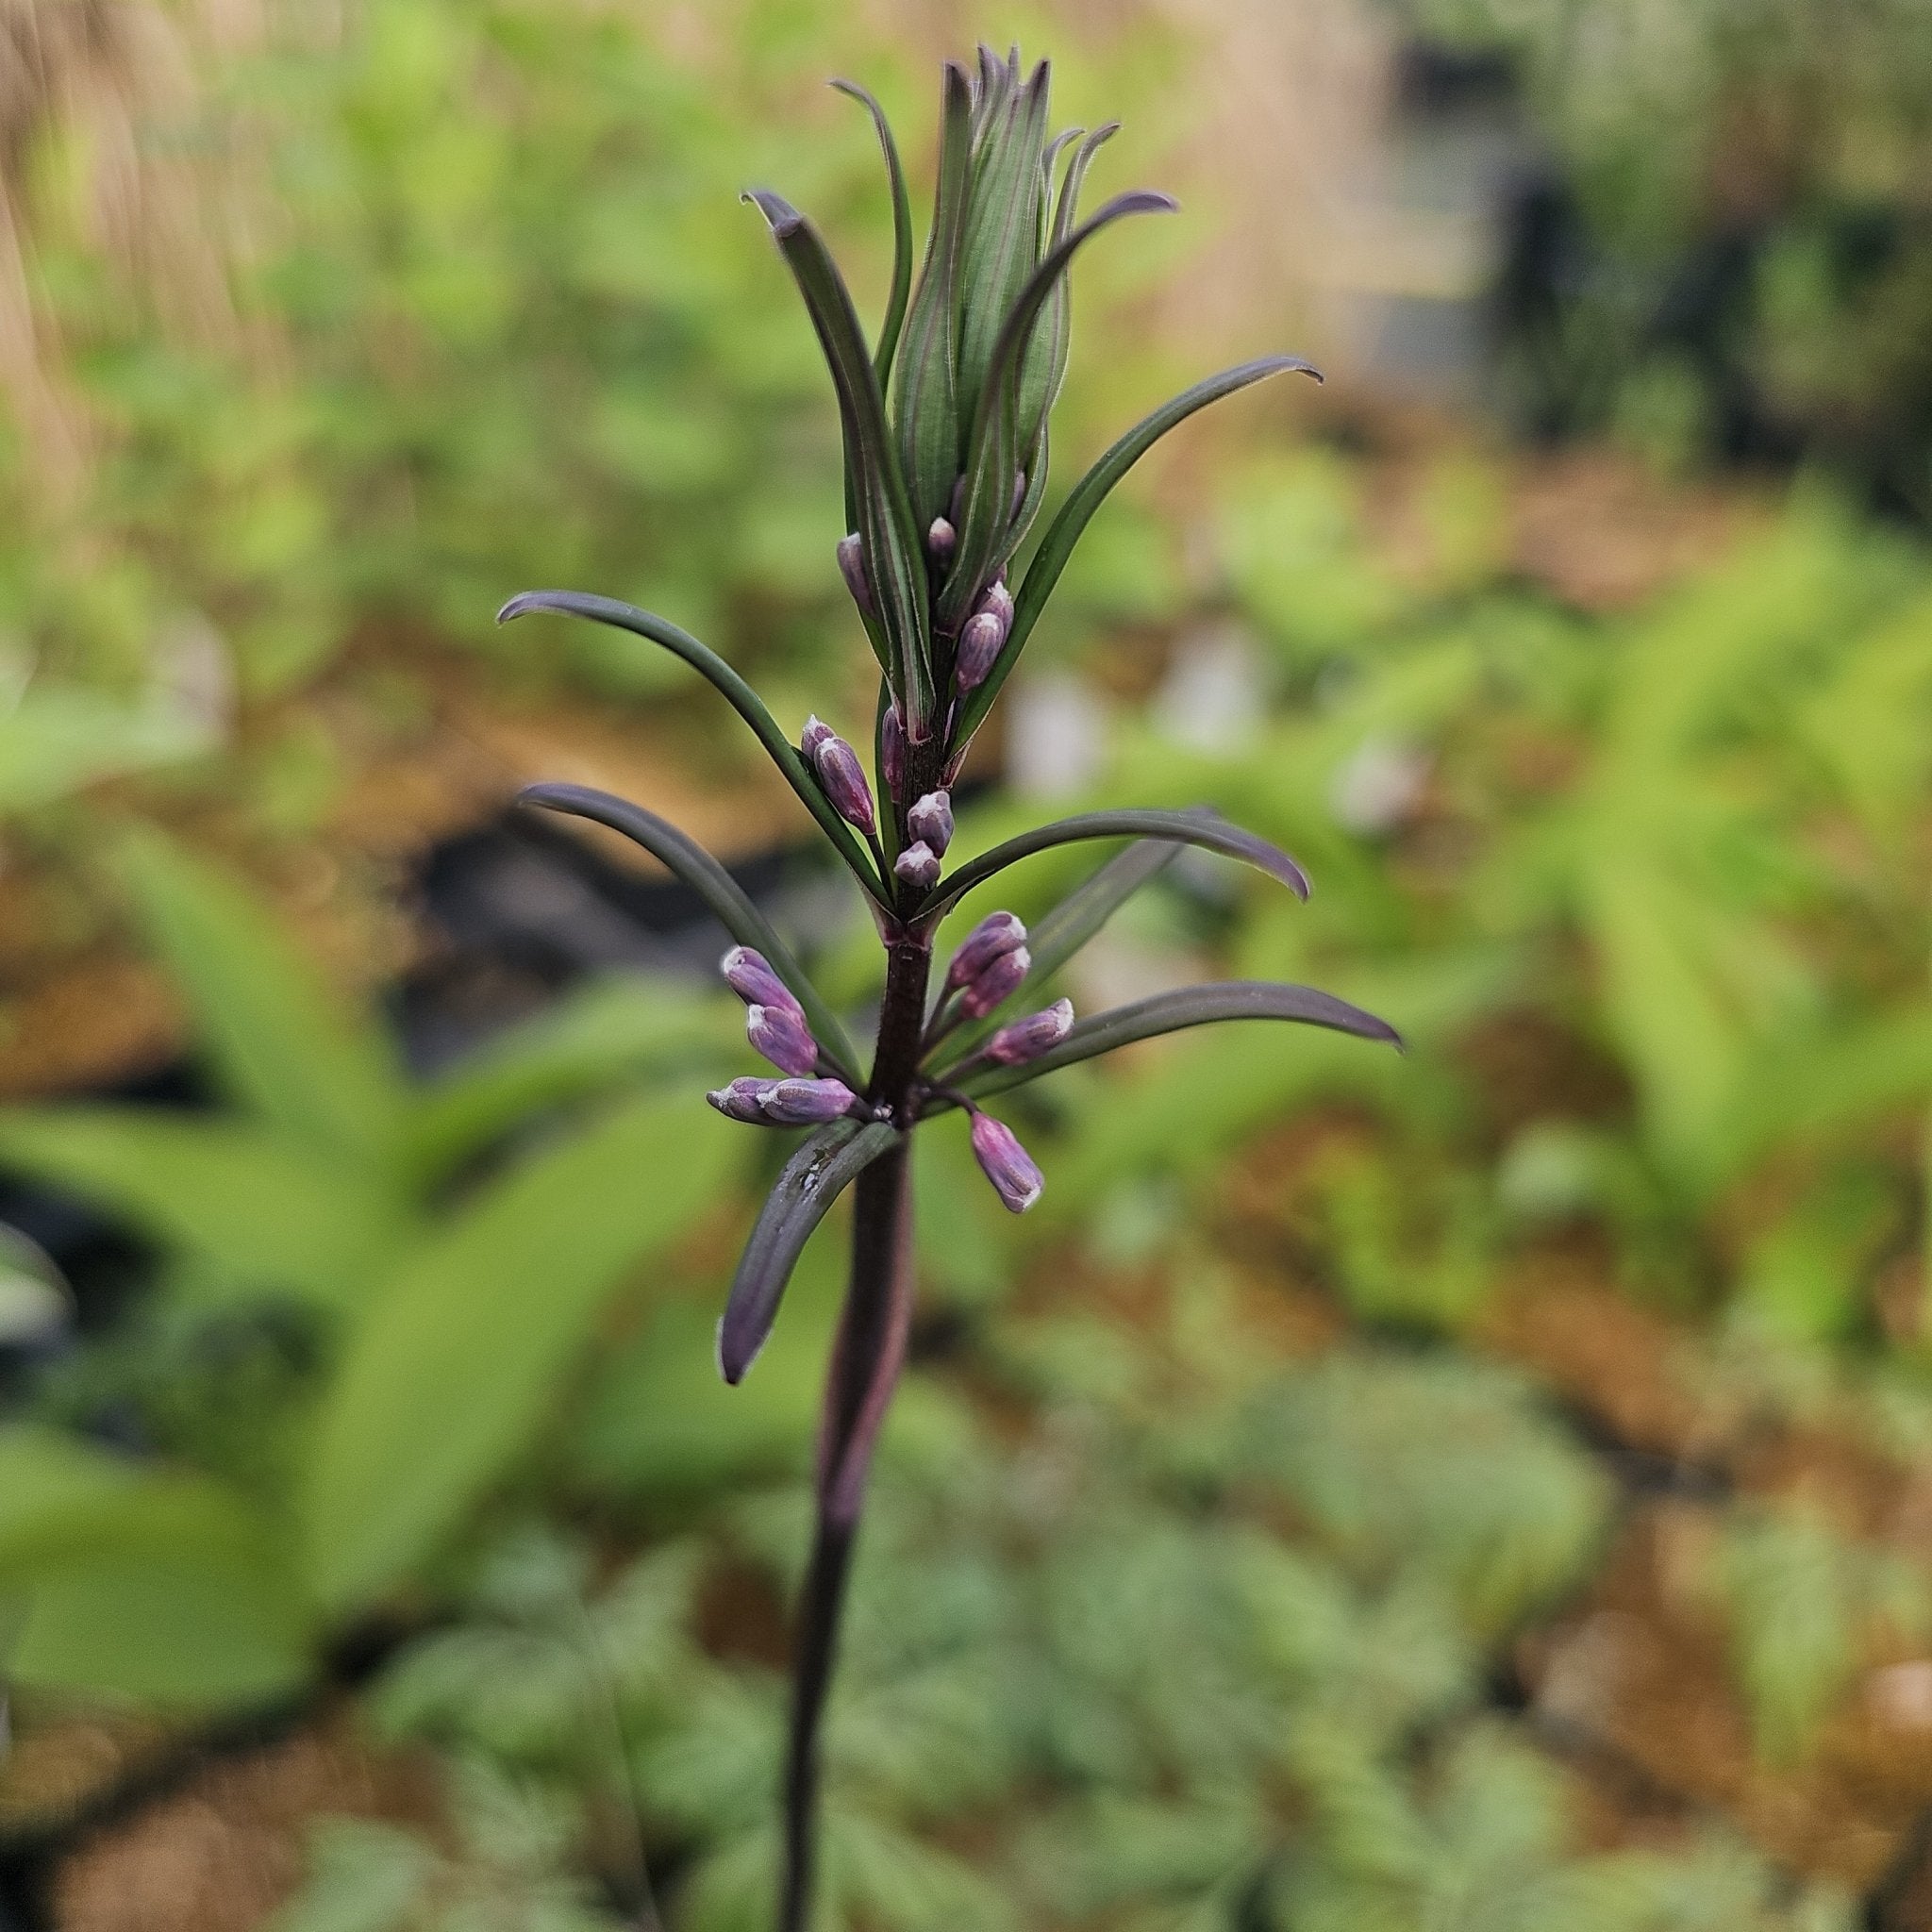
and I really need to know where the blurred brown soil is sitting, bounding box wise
[45,1716,440,1932]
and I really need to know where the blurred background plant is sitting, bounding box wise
[0,2,1925,1930]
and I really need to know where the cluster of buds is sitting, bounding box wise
[708,946,862,1124]
[893,787,954,891]
[954,577,1013,694]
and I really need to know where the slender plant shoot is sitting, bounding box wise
[502,46,1396,1931]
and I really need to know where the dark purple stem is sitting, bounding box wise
[778,924,931,1932]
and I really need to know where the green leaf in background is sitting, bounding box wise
[303,1093,737,1609]
[0,687,210,816]
[0,1109,413,1316]
[117,832,408,1171]
[0,1426,308,1706]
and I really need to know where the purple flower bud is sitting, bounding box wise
[985,996,1074,1066]
[747,1003,819,1076]
[1009,470,1027,520]
[720,945,803,1020]
[959,943,1031,1019]
[880,702,907,802]
[907,790,954,855]
[837,533,874,618]
[979,578,1014,634]
[956,611,1005,692]
[970,1111,1043,1214]
[758,1077,859,1124]
[808,725,876,837]
[708,1077,773,1123]
[927,515,957,561]
[893,841,940,891]
[945,910,1026,991]
[801,713,835,759]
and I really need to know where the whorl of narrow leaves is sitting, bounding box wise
[508,54,1391,1932]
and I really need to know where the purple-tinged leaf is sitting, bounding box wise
[954,355,1322,740]
[718,1118,900,1383]
[498,592,889,908]
[949,979,1401,1101]
[518,782,861,1085]
[916,808,1310,927]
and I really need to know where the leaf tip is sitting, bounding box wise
[742,188,803,238]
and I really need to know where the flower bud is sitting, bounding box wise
[907,790,954,855]
[807,724,876,837]
[720,945,803,1020]
[985,996,1074,1066]
[970,1111,1043,1214]
[747,1003,819,1076]
[956,611,1005,692]
[959,943,1030,1019]
[979,578,1014,634]
[1009,470,1027,520]
[801,714,835,759]
[880,702,907,802]
[945,910,1026,991]
[836,533,874,618]
[758,1077,859,1124]
[927,515,957,562]
[893,841,940,891]
[707,1077,773,1123]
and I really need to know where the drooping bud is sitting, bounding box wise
[970,1111,1044,1214]
[985,996,1074,1066]
[807,724,876,837]
[747,1003,819,1077]
[758,1077,859,1125]
[927,516,957,562]
[956,611,1005,692]
[836,533,874,618]
[945,910,1026,990]
[907,790,954,855]
[893,841,941,891]
[720,945,803,1020]
[880,702,907,802]
[959,943,1030,1019]
[707,1077,773,1123]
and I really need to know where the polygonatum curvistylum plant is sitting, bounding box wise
[500,47,1400,1932]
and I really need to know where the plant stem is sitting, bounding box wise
[778,934,930,1932]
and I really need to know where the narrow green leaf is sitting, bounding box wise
[403,976,738,1185]
[956,355,1321,740]
[916,808,1309,928]
[118,831,406,1168]
[894,61,974,533]
[498,591,889,907]
[830,79,913,389]
[941,980,1401,1099]
[718,1118,899,1384]
[1016,122,1118,451]
[940,189,1179,633]
[745,190,933,734]
[519,783,862,1085]
[303,1093,736,1609]
[0,1108,412,1315]
[0,1426,308,1706]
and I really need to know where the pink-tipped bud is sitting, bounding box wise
[980,578,1014,633]
[880,702,907,802]
[759,1077,859,1125]
[808,724,876,837]
[970,1111,1043,1214]
[927,515,957,561]
[959,943,1030,1019]
[836,533,874,618]
[720,945,803,1020]
[708,1077,773,1123]
[956,611,1005,692]
[945,910,1026,991]
[747,1003,819,1076]
[907,790,954,855]
[985,997,1074,1066]
[893,841,940,891]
